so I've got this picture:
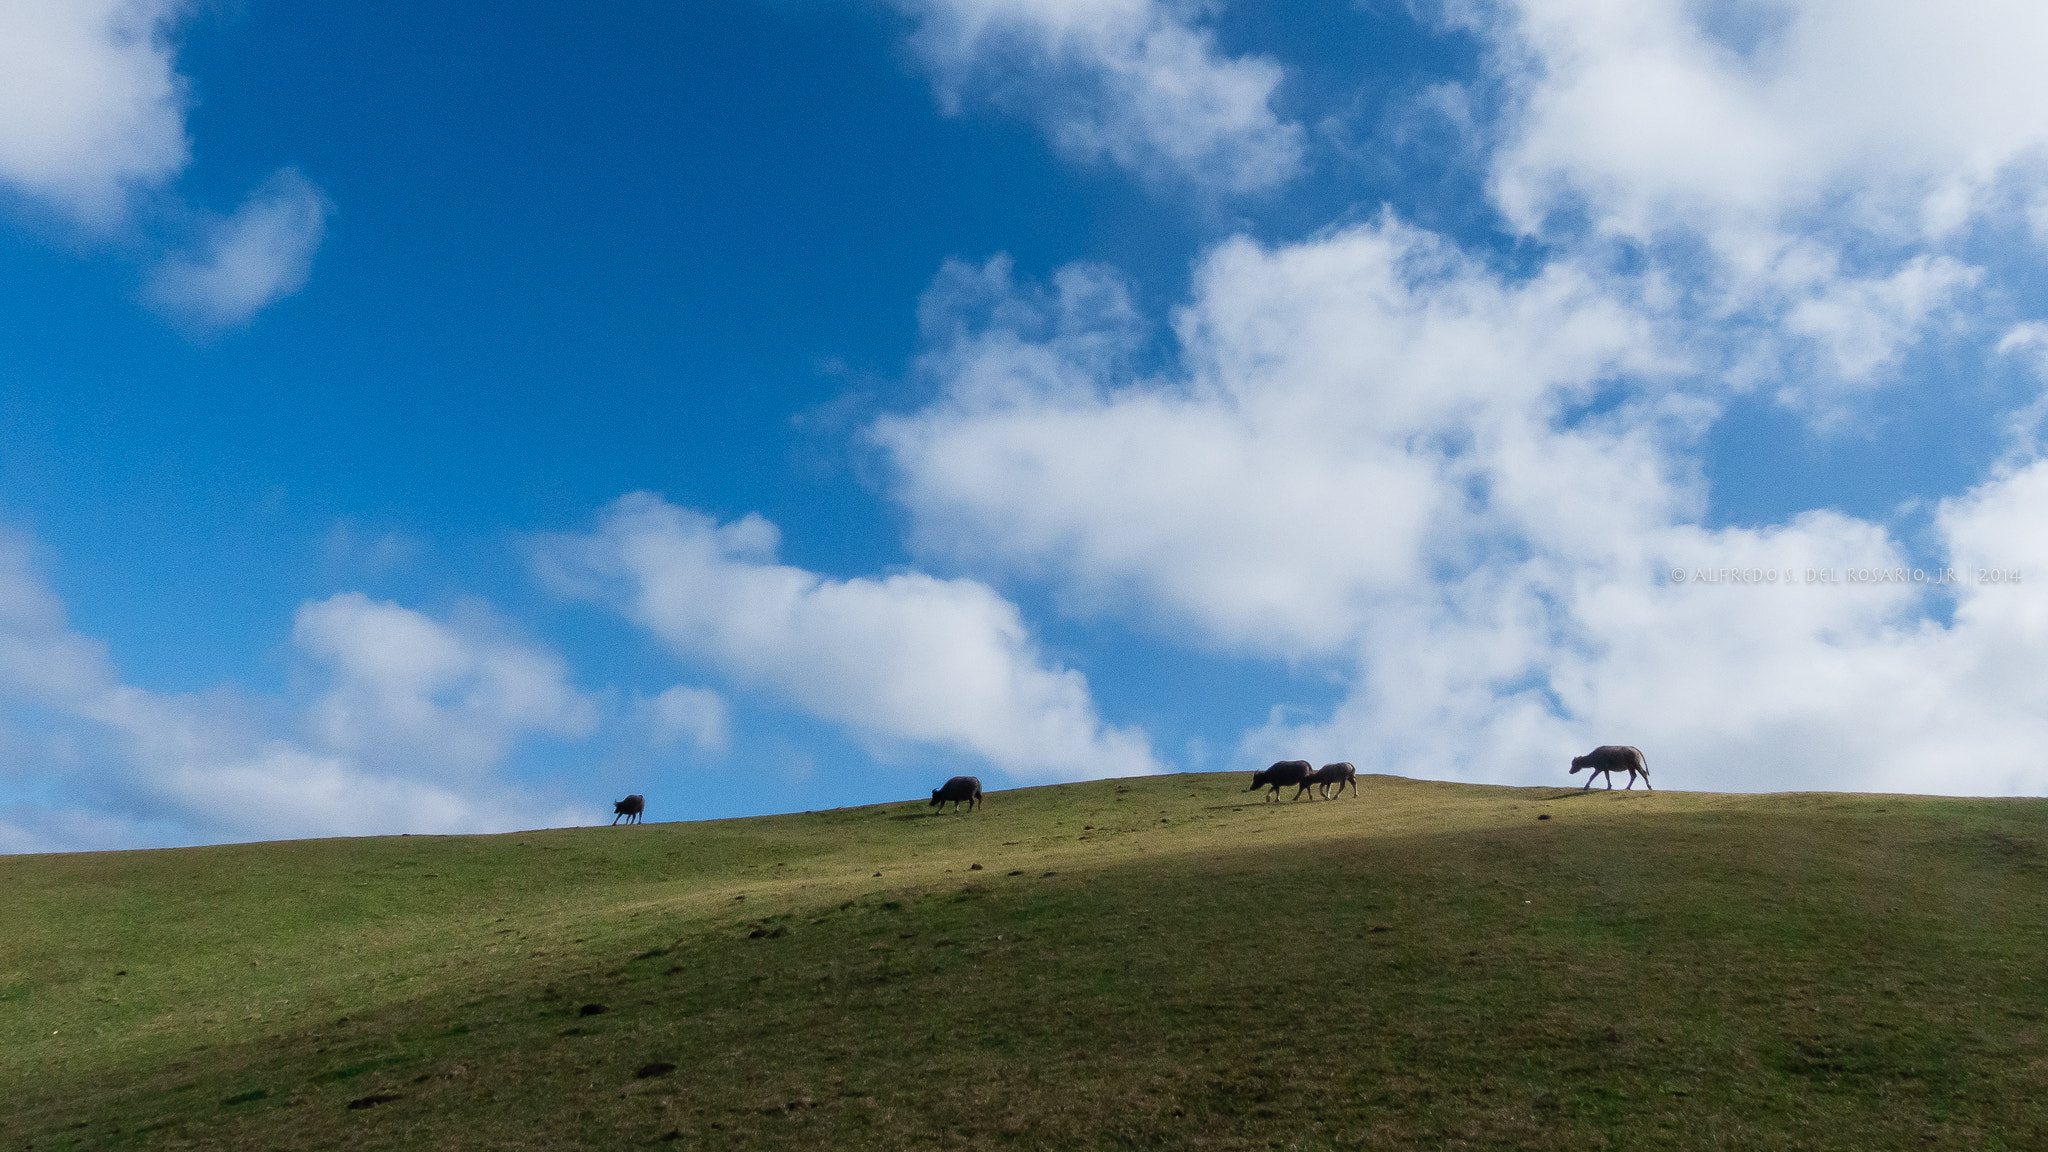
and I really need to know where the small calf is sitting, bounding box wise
[1314,762,1357,799]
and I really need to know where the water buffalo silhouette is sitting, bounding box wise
[1248,760,1314,801]
[931,776,982,812]
[611,794,645,824]
[1314,762,1357,798]
[1569,746,1650,791]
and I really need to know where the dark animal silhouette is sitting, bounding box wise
[1569,746,1651,790]
[1314,762,1357,798]
[611,794,645,824]
[1248,760,1315,801]
[931,776,983,812]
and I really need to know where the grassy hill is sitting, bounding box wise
[5,773,2048,1150]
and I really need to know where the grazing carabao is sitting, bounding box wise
[1569,746,1650,791]
[931,776,983,812]
[1248,760,1315,801]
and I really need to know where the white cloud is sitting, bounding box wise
[895,0,1303,192]
[1435,0,2041,410]
[1473,0,2048,245]
[0,0,188,227]
[878,222,1664,656]
[645,685,730,754]
[294,592,597,776]
[1997,321,2048,373]
[1992,322,2048,454]
[1245,506,2048,799]
[0,529,601,851]
[0,804,159,856]
[145,167,330,333]
[0,529,121,710]
[538,492,1160,781]
[1781,254,1980,384]
[2027,193,2048,250]
[0,2,329,330]
[877,214,2048,797]
[321,520,425,577]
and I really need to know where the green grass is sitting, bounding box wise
[6,773,2048,1149]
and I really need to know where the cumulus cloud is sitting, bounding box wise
[0,0,188,227]
[1472,0,2048,244]
[1423,0,2045,408]
[876,214,2048,797]
[0,805,156,856]
[0,529,598,850]
[644,685,730,754]
[0,1,329,330]
[145,168,330,334]
[894,0,1303,192]
[1245,523,2048,800]
[0,529,120,710]
[537,492,1159,781]
[295,592,597,776]
[1780,254,1981,384]
[879,223,1664,656]
[1997,321,2048,374]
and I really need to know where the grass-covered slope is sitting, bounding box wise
[6,774,2048,1150]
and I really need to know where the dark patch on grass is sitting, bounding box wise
[221,1089,267,1106]
[635,1062,678,1079]
[345,1092,402,1110]
[580,1003,608,1016]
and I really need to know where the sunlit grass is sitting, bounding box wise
[5,774,2048,1149]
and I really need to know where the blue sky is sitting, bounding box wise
[7,0,2048,851]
